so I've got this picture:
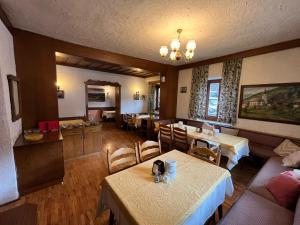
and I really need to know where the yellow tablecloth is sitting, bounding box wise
[171,124,250,170]
[97,150,233,225]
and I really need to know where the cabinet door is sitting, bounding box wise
[62,133,83,160]
[84,127,101,154]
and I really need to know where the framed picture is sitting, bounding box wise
[7,75,21,122]
[57,90,65,98]
[180,86,187,93]
[238,83,300,125]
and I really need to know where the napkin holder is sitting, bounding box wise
[152,160,165,175]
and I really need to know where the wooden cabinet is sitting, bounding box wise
[84,126,102,154]
[61,128,84,160]
[13,132,64,195]
[61,125,102,160]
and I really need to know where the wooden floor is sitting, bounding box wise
[2,123,260,225]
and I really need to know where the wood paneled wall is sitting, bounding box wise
[160,66,178,119]
[13,29,178,129]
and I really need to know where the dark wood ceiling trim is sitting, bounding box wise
[13,28,168,74]
[0,4,13,34]
[56,62,146,78]
[177,38,300,70]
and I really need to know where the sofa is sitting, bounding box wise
[218,156,299,225]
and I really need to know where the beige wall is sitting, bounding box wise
[0,20,21,205]
[57,65,150,117]
[176,47,300,138]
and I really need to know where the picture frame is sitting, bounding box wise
[7,75,21,122]
[238,82,300,125]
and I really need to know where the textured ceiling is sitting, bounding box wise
[1,0,300,65]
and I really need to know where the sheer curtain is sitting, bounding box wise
[218,58,243,124]
[188,65,209,120]
[148,84,156,113]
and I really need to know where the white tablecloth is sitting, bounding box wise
[172,124,249,170]
[134,115,150,127]
[97,150,234,225]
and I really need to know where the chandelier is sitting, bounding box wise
[159,29,196,61]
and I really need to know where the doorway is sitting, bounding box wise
[85,80,121,126]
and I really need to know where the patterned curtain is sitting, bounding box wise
[148,84,156,113]
[218,58,243,124]
[188,65,209,119]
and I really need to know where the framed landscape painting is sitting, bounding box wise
[238,83,300,125]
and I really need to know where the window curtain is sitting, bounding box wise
[218,58,243,124]
[148,84,156,113]
[188,65,209,119]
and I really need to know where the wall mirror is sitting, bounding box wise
[7,75,21,121]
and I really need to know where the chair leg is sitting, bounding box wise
[109,210,114,225]
[218,204,223,220]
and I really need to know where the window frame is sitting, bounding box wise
[205,79,221,121]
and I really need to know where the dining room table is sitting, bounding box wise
[171,123,250,170]
[96,150,234,225]
[133,114,151,128]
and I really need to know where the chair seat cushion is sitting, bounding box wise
[249,142,277,159]
[248,157,290,203]
[218,190,294,225]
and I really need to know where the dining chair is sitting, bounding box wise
[220,127,239,136]
[137,140,161,162]
[188,146,221,166]
[159,125,172,151]
[125,113,136,131]
[107,147,139,174]
[172,126,189,152]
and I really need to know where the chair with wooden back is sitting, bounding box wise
[107,147,138,174]
[137,140,161,162]
[159,125,172,151]
[188,146,221,166]
[125,113,135,130]
[172,126,189,152]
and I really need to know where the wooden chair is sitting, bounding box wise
[188,146,221,166]
[124,114,135,131]
[137,140,161,162]
[172,126,189,152]
[159,125,172,151]
[107,147,138,174]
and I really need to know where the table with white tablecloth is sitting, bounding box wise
[172,123,250,170]
[97,150,234,225]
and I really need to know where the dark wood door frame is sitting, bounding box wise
[84,79,121,126]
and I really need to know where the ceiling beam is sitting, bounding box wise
[13,28,169,74]
[177,38,300,70]
[56,62,147,78]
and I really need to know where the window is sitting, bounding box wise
[154,85,160,110]
[206,79,221,120]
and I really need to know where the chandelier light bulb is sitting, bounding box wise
[170,39,180,51]
[186,40,196,51]
[160,46,168,57]
[159,29,195,61]
[170,51,176,61]
[185,50,194,60]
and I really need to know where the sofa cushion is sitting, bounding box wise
[248,157,290,203]
[249,142,277,159]
[274,139,300,157]
[266,172,300,210]
[294,197,300,225]
[283,151,300,168]
[218,190,294,225]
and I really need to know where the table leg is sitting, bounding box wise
[109,210,114,225]
[218,204,223,220]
